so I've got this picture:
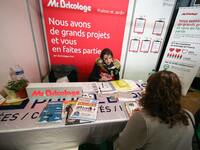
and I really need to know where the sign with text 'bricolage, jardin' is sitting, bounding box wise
[26,83,82,100]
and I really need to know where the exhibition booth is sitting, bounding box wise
[0,0,200,150]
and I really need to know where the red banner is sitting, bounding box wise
[42,0,129,81]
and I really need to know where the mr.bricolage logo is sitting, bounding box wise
[31,89,80,97]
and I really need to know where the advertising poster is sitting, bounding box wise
[159,7,200,95]
[123,0,176,81]
[41,0,129,81]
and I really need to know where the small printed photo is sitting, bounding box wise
[74,111,80,116]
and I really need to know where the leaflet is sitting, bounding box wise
[69,99,98,122]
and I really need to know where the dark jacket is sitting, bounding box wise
[89,58,120,81]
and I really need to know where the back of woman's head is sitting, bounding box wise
[141,70,189,127]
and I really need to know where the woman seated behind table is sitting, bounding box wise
[89,48,120,81]
[114,70,194,150]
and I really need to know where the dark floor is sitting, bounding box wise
[181,88,200,115]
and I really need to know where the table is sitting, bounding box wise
[0,80,144,150]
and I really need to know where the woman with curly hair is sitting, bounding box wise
[114,70,194,150]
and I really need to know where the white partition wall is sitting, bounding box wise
[0,0,48,90]
[122,0,177,81]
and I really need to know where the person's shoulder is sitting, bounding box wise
[131,110,156,123]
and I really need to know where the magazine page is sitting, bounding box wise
[74,82,100,93]
[39,101,63,123]
[69,99,98,122]
[96,82,116,94]
[63,100,90,125]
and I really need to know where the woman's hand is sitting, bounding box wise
[100,72,112,81]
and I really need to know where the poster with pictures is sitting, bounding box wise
[133,18,146,34]
[129,38,140,52]
[152,20,165,35]
[123,0,177,81]
[150,40,162,53]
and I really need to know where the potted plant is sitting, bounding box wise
[6,79,28,99]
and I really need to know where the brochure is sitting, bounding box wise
[96,82,116,93]
[63,100,89,125]
[69,99,98,122]
[39,101,63,123]
[111,79,140,92]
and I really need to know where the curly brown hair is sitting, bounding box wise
[141,70,189,128]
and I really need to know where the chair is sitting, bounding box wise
[49,64,78,82]
[78,140,113,150]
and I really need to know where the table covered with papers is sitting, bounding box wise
[0,80,146,150]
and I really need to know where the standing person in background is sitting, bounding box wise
[89,48,120,81]
[114,70,194,150]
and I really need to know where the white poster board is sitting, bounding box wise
[123,0,177,81]
[159,7,200,95]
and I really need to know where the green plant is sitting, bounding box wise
[6,79,28,92]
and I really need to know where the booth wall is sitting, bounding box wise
[0,0,197,92]
[0,0,48,91]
